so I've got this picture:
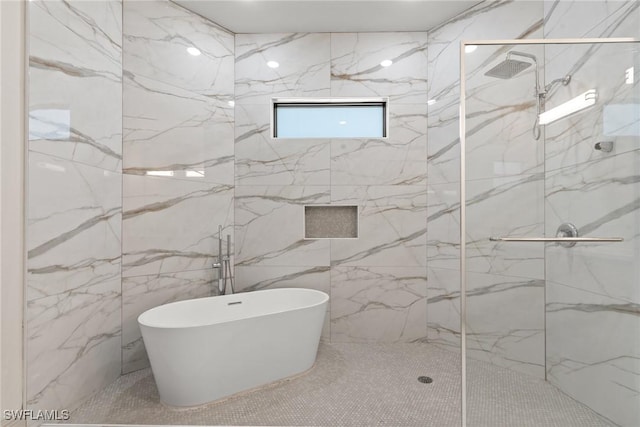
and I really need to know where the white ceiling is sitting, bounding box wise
[174,0,482,34]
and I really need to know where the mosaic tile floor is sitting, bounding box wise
[67,342,612,426]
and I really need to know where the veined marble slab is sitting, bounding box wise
[235,104,330,186]
[124,0,234,97]
[330,186,427,267]
[331,32,428,103]
[122,173,233,277]
[234,185,331,267]
[331,103,427,186]
[330,266,427,343]
[29,0,122,171]
[123,73,234,184]
[27,153,122,301]
[235,33,330,105]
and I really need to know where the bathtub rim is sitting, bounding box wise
[137,287,329,330]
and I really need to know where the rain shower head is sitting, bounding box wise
[484,58,532,79]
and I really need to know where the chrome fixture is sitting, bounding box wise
[595,140,614,152]
[489,222,623,246]
[484,51,571,140]
[213,225,235,295]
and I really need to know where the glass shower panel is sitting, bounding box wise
[463,41,639,427]
[543,41,640,427]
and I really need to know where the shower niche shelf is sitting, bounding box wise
[304,205,358,239]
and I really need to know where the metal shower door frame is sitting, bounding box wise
[458,37,639,427]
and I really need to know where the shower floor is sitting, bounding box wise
[68,342,612,426]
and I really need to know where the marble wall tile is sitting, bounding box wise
[541,5,640,423]
[27,153,122,301]
[235,104,330,185]
[427,267,460,353]
[427,176,544,279]
[428,1,543,101]
[466,271,545,378]
[29,0,122,171]
[330,266,427,343]
[544,41,639,173]
[122,174,233,277]
[123,0,234,98]
[331,103,427,186]
[543,0,640,39]
[426,182,460,270]
[545,149,640,304]
[234,265,330,294]
[330,186,427,267]
[234,265,331,340]
[330,32,428,103]
[546,280,640,427]
[27,278,121,412]
[427,1,543,186]
[122,269,214,373]
[235,186,331,267]
[27,0,124,415]
[123,73,234,183]
[235,33,330,105]
[465,175,544,278]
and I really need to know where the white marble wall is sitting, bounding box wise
[543,1,640,425]
[121,0,235,373]
[427,0,546,378]
[234,32,428,343]
[27,0,123,413]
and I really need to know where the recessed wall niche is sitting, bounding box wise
[304,205,358,239]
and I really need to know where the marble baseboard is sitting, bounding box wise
[330,266,427,343]
[122,269,214,373]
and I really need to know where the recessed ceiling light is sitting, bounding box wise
[339,120,347,125]
[427,99,437,105]
[380,59,393,67]
[465,45,477,54]
[267,60,280,68]
[187,47,201,56]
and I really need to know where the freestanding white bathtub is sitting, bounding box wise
[138,288,328,407]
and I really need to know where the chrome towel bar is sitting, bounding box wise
[489,237,623,242]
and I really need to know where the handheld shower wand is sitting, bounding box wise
[217,225,225,295]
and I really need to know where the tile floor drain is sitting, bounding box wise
[418,376,433,384]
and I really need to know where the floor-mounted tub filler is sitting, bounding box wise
[138,288,329,407]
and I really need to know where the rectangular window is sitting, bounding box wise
[272,98,388,139]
